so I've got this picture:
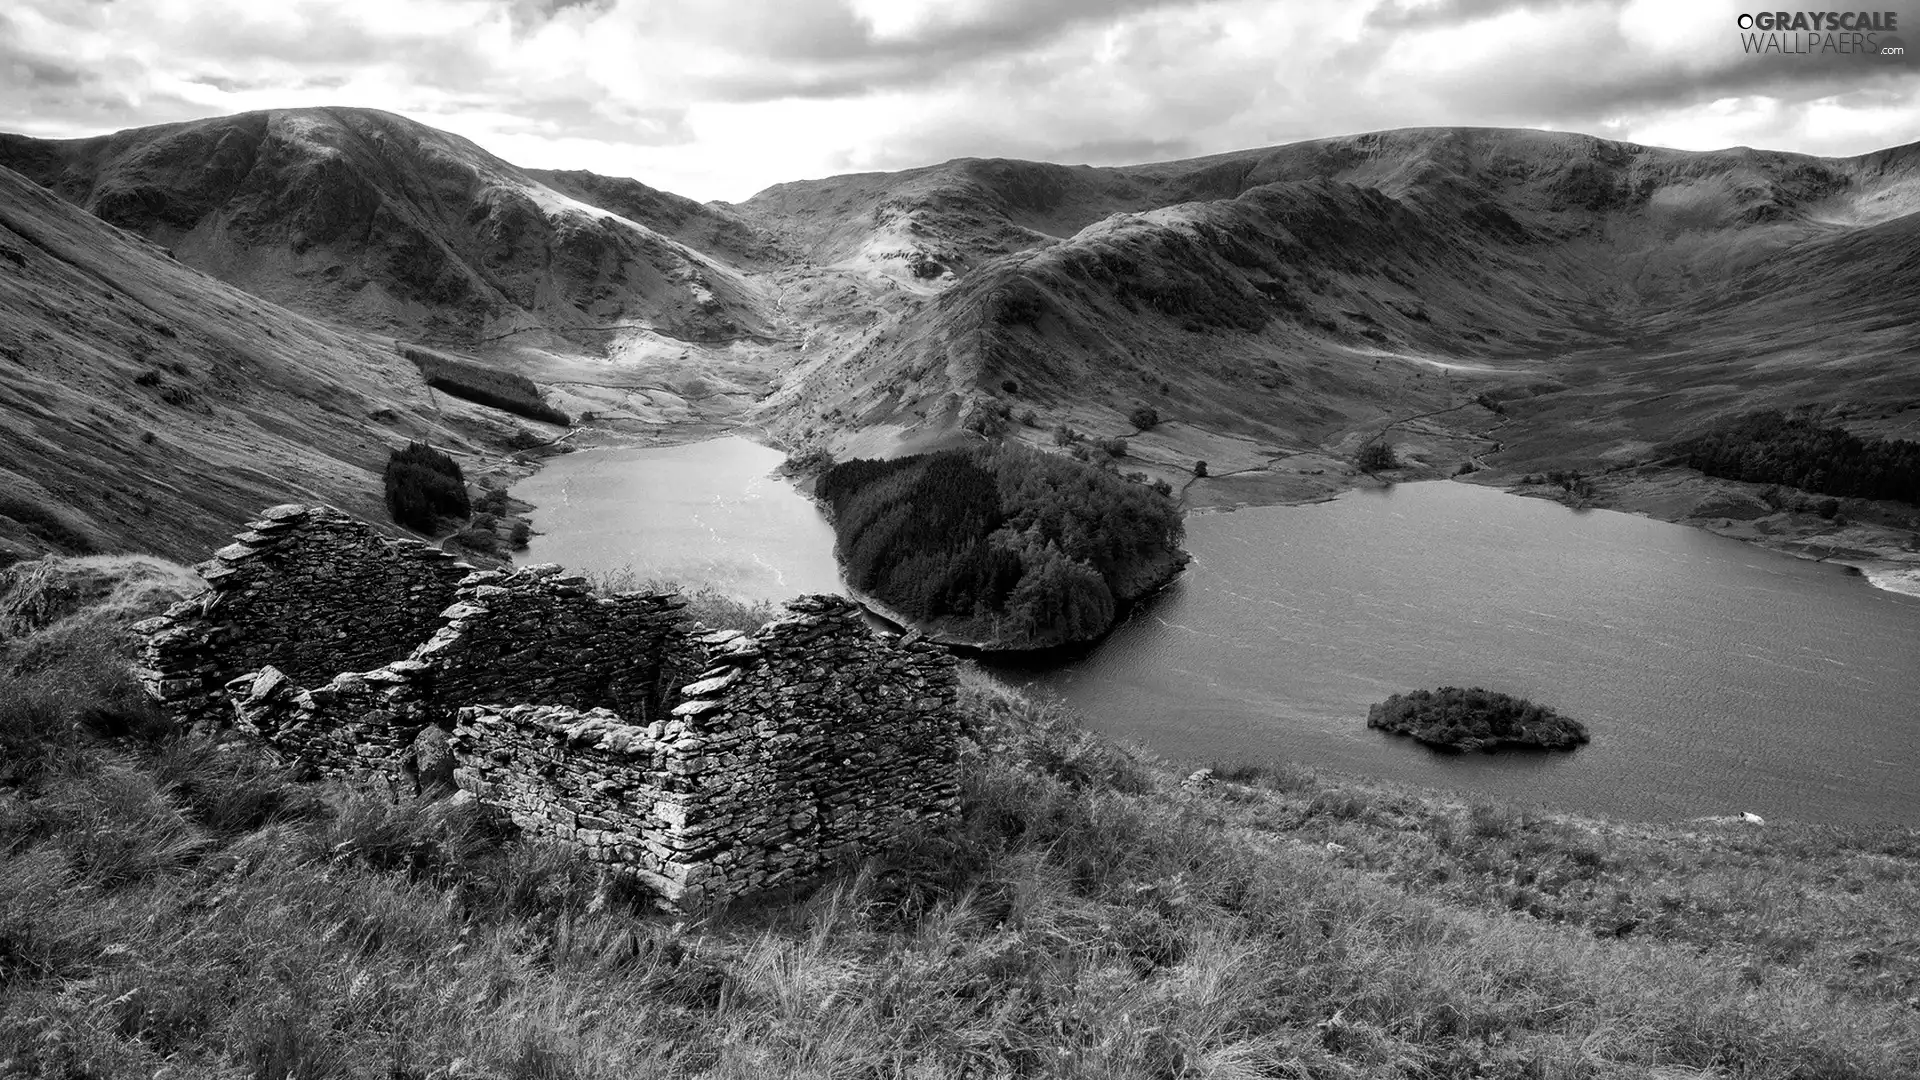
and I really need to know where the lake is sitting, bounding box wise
[517,442,1920,826]
[512,436,842,602]
[990,482,1920,826]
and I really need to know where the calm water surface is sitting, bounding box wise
[518,442,1920,825]
[991,482,1920,826]
[512,436,842,602]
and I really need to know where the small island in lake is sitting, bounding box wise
[1367,687,1590,753]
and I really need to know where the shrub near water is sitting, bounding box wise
[383,442,470,533]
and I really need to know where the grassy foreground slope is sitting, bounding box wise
[1,558,1917,1078]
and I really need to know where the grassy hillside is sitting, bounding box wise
[0,161,507,564]
[755,131,1920,514]
[2,557,1916,1077]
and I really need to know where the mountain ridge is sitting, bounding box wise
[3,108,1918,563]
[0,108,775,348]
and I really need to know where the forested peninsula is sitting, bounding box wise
[813,444,1188,649]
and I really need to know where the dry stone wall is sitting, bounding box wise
[422,568,704,727]
[132,504,472,730]
[140,504,962,910]
[452,598,961,907]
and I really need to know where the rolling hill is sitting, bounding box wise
[0,109,774,349]
[750,130,1920,504]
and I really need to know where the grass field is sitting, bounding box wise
[1,558,1916,1078]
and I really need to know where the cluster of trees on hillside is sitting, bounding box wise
[383,442,469,532]
[1677,411,1920,505]
[816,444,1186,645]
[1357,443,1398,472]
[401,345,570,427]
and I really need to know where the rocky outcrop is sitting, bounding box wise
[139,505,961,910]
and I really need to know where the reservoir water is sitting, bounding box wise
[513,436,842,602]
[517,442,1920,826]
[990,482,1920,826]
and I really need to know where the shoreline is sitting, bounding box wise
[515,422,1920,605]
[786,457,1191,655]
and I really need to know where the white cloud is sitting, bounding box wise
[0,0,1915,201]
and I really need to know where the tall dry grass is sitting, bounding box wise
[585,569,780,634]
[1,589,1916,1077]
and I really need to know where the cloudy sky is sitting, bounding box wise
[3,0,1916,202]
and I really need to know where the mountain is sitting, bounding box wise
[749,129,1920,499]
[3,110,1917,560]
[0,160,511,562]
[0,109,775,348]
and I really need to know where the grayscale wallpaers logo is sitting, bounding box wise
[1737,10,1908,60]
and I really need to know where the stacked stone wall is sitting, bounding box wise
[132,504,471,729]
[228,661,437,781]
[451,597,960,906]
[421,567,706,726]
[446,705,690,895]
[145,504,963,911]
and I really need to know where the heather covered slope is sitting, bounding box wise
[0,109,774,347]
[0,162,488,562]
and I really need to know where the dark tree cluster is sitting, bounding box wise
[816,444,1186,645]
[402,345,570,427]
[1678,410,1920,505]
[1357,443,1398,471]
[383,442,470,533]
[1367,687,1589,753]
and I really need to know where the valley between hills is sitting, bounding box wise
[1,107,1918,588]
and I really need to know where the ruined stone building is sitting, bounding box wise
[133,504,962,909]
